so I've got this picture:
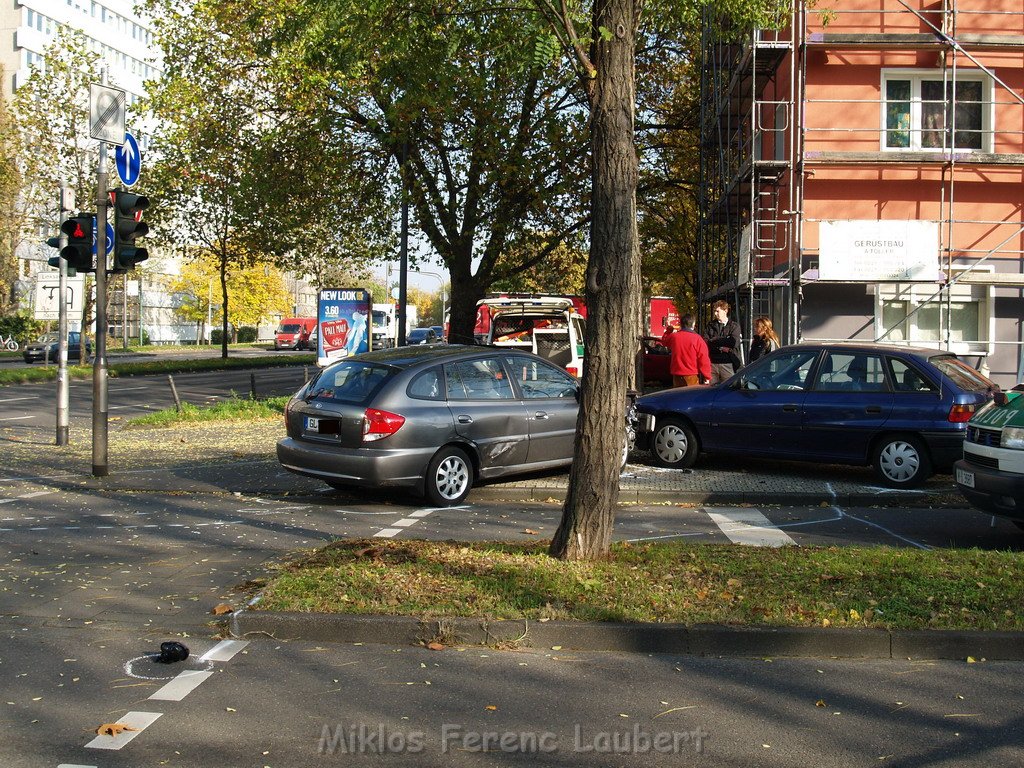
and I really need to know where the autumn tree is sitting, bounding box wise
[0,67,20,312]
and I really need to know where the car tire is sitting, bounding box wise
[650,418,698,469]
[872,434,932,488]
[424,446,473,506]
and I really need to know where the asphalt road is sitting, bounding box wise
[2,368,1024,766]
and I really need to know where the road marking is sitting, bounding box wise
[200,639,249,662]
[0,415,33,421]
[0,396,39,402]
[408,510,434,518]
[58,764,97,767]
[392,518,419,527]
[20,490,52,499]
[85,711,162,750]
[706,507,797,547]
[149,670,214,701]
[373,528,402,538]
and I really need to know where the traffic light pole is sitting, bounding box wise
[93,144,109,477]
[56,184,72,446]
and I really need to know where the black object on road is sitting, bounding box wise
[156,641,189,664]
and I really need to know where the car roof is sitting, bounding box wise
[343,344,506,369]
[783,341,957,360]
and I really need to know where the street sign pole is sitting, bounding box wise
[56,183,72,446]
[93,141,110,477]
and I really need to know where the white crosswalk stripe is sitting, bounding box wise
[706,507,797,547]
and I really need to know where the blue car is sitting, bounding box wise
[634,342,996,488]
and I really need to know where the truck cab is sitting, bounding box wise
[474,296,586,377]
[274,317,316,350]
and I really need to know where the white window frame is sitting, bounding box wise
[880,69,994,153]
[875,266,994,356]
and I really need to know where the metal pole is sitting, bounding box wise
[122,273,128,349]
[56,184,71,446]
[138,274,143,346]
[93,137,109,477]
[397,141,408,347]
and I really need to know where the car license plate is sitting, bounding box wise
[305,416,319,432]
[955,467,975,489]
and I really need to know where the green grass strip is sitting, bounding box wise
[0,354,314,385]
[128,395,289,426]
[255,539,1024,631]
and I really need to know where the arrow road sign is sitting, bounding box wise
[89,83,126,145]
[116,132,142,187]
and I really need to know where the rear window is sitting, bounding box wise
[929,356,995,391]
[306,362,395,404]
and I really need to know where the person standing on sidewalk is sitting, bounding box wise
[661,314,711,387]
[702,300,742,384]
[748,316,781,363]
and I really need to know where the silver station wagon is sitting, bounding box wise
[276,345,581,505]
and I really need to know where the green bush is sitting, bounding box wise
[237,326,258,343]
[0,312,46,346]
[211,329,225,344]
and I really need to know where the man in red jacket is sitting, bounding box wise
[661,313,711,387]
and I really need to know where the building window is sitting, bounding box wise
[882,299,979,344]
[883,72,990,152]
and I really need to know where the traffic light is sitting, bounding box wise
[45,234,76,276]
[111,189,149,273]
[59,215,96,274]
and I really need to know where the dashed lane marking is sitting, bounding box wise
[373,528,402,538]
[200,639,249,662]
[85,711,162,750]
[149,670,215,701]
[706,507,797,547]
[0,415,33,421]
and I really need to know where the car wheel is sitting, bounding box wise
[873,435,932,488]
[425,446,473,506]
[650,418,698,469]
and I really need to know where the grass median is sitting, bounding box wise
[254,538,1024,631]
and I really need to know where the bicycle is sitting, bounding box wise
[0,335,18,352]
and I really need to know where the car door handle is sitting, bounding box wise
[457,415,473,424]
[864,406,882,414]
[782,404,798,412]
[534,412,550,420]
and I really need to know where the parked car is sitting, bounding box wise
[634,342,996,488]
[954,385,1024,528]
[430,325,445,342]
[23,331,91,363]
[640,336,673,387]
[406,327,439,345]
[277,345,582,504]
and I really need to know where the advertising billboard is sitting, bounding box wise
[317,288,371,367]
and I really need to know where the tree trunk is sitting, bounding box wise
[550,0,640,561]
[220,256,229,359]
[445,262,486,345]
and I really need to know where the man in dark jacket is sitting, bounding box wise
[703,300,742,384]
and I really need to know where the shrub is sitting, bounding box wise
[237,326,258,343]
[0,311,46,345]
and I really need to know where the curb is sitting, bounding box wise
[229,610,1024,661]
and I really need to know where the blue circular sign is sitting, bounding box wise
[115,132,142,187]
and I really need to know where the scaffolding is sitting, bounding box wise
[697,0,1024,377]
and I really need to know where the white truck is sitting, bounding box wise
[474,295,586,377]
[370,303,418,349]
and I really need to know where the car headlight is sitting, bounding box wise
[1001,426,1024,450]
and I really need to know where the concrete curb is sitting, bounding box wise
[229,610,1024,660]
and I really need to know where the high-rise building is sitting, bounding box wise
[0,0,160,104]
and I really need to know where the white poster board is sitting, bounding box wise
[33,274,85,321]
[819,220,939,281]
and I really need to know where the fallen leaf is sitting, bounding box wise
[96,723,139,737]
[211,604,234,616]
[816,699,827,707]
[427,642,445,651]
[523,529,539,535]
[966,656,976,664]
[485,705,497,711]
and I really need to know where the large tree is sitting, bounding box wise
[0,67,20,313]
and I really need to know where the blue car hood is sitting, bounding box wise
[637,385,721,413]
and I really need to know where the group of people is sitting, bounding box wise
[660,300,781,388]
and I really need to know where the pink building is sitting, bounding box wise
[699,1,1024,385]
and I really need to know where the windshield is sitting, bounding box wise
[930,355,995,391]
[278,324,301,333]
[306,361,396,405]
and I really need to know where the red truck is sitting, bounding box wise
[274,317,317,350]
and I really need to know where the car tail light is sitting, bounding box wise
[363,408,406,442]
[948,404,976,423]
[566,365,580,378]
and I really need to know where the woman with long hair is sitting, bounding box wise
[749,316,781,362]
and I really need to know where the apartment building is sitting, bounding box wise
[698,0,1024,386]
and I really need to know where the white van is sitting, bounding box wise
[474,296,586,377]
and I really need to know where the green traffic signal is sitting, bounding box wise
[59,215,95,274]
[111,190,149,273]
